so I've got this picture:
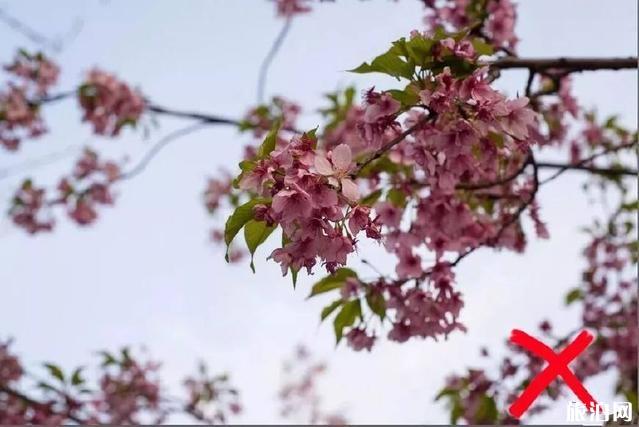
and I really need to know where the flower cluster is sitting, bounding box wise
[358,64,539,287]
[0,50,59,151]
[4,50,60,95]
[241,96,301,138]
[0,343,242,425]
[0,342,22,386]
[332,262,465,351]
[78,69,145,136]
[227,30,543,348]
[573,210,638,394]
[436,199,638,424]
[94,352,163,424]
[238,133,377,276]
[0,341,65,424]
[423,0,518,52]
[9,179,54,234]
[183,365,242,424]
[61,148,122,225]
[279,345,347,425]
[9,148,122,234]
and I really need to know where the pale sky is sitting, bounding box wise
[0,0,637,424]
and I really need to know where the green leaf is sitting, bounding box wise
[387,188,407,207]
[244,220,276,272]
[565,288,583,305]
[350,62,375,74]
[224,198,269,261]
[333,299,362,343]
[435,387,459,401]
[471,37,494,56]
[37,382,58,392]
[450,400,463,425]
[304,127,319,144]
[70,367,84,386]
[405,36,436,65]
[387,87,420,108]
[350,51,414,80]
[366,290,386,320]
[360,189,383,207]
[43,363,65,383]
[257,121,281,158]
[308,268,358,298]
[99,351,117,367]
[320,299,343,322]
[475,395,498,424]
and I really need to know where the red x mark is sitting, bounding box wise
[507,329,598,419]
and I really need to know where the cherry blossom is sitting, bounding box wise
[78,69,145,136]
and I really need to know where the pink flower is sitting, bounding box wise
[78,69,145,136]
[69,200,98,225]
[272,187,313,223]
[275,0,311,18]
[238,160,274,195]
[4,50,59,95]
[347,205,371,234]
[0,86,46,151]
[374,201,402,228]
[345,328,376,352]
[0,341,23,385]
[396,250,422,279]
[502,97,537,140]
[363,91,401,123]
[320,234,354,266]
[9,180,54,234]
[314,144,359,202]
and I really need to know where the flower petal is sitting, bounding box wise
[340,178,359,202]
[314,153,334,176]
[332,144,353,172]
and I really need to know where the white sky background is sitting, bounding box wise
[0,0,637,424]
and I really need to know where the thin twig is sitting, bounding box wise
[0,145,83,182]
[450,151,540,269]
[147,104,242,126]
[354,115,431,175]
[536,161,637,178]
[118,122,211,181]
[257,18,293,104]
[540,141,638,185]
[457,153,531,190]
[0,8,62,52]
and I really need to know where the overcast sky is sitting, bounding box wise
[0,0,637,424]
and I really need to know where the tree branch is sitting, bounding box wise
[118,122,211,181]
[540,141,637,185]
[257,18,293,103]
[146,104,242,126]
[457,153,531,190]
[536,161,637,177]
[0,385,85,424]
[489,57,638,72]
